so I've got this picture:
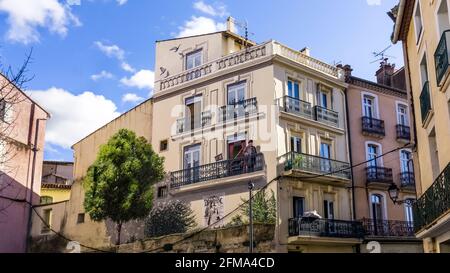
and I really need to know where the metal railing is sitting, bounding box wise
[396,124,411,141]
[281,151,351,179]
[281,96,313,120]
[435,30,450,86]
[361,218,415,237]
[314,105,339,128]
[288,218,364,238]
[362,116,385,136]
[413,163,450,232]
[170,153,264,188]
[176,111,212,134]
[366,166,393,184]
[400,172,415,188]
[419,81,432,124]
[218,97,258,122]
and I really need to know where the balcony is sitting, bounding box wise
[366,166,393,185]
[280,96,313,120]
[361,218,415,238]
[314,106,339,128]
[218,97,258,123]
[400,172,415,191]
[176,111,212,134]
[288,218,364,239]
[419,81,432,125]
[170,153,264,188]
[362,117,385,137]
[435,30,450,86]
[396,124,411,141]
[413,163,450,233]
[281,151,351,180]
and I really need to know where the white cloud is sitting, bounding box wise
[94,41,135,72]
[176,16,226,38]
[366,0,381,5]
[122,93,143,103]
[91,70,113,81]
[116,0,127,5]
[193,1,228,17]
[29,87,120,148]
[120,69,154,90]
[0,0,81,44]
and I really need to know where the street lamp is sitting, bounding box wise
[388,183,414,205]
[248,181,254,254]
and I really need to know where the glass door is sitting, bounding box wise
[185,95,202,131]
[227,81,246,120]
[320,143,331,172]
[398,105,408,126]
[183,144,201,183]
[288,80,301,112]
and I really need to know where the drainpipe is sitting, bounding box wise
[25,117,47,252]
[344,87,357,221]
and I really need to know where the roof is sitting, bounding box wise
[0,72,51,118]
[156,30,256,46]
[391,0,416,43]
[347,75,407,98]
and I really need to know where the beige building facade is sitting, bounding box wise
[392,0,450,253]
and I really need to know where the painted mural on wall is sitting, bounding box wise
[203,193,224,227]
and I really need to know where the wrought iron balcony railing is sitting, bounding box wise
[218,97,258,122]
[281,151,351,179]
[176,111,212,134]
[366,166,393,184]
[288,218,364,238]
[281,96,313,120]
[170,153,264,188]
[362,116,385,136]
[419,81,432,124]
[435,30,450,86]
[400,172,415,188]
[361,218,415,237]
[314,105,339,128]
[413,163,450,232]
[396,124,411,141]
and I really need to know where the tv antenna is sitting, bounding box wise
[232,18,254,49]
[371,45,396,64]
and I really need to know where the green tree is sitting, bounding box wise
[144,200,196,237]
[228,189,277,226]
[83,129,165,245]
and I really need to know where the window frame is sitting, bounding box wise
[413,0,424,45]
[185,49,203,70]
[365,141,383,167]
[396,101,410,126]
[361,91,379,119]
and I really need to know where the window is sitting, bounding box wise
[367,143,381,167]
[288,79,301,99]
[363,94,377,118]
[437,0,450,37]
[227,81,246,105]
[157,186,168,198]
[318,89,328,108]
[320,142,331,172]
[186,49,202,70]
[323,200,334,220]
[397,104,409,126]
[40,196,53,205]
[227,133,246,159]
[428,128,440,180]
[420,53,429,86]
[41,209,52,234]
[77,213,85,224]
[414,1,423,42]
[293,197,304,218]
[405,200,414,223]
[400,150,412,173]
[160,140,168,152]
[185,95,202,131]
[290,136,302,153]
[371,194,384,221]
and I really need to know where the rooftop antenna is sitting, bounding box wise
[371,45,396,64]
[232,18,254,49]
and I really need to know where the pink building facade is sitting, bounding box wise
[0,74,49,253]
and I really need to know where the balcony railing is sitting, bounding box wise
[314,106,339,128]
[366,166,393,184]
[176,111,212,134]
[419,81,432,124]
[435,30,450,86]
[413,163,450,232]
[361,218,415,237]
[218,97,258,122]
[362,117,385,136]
[281,96,313,120]
[170,153,264,188]
[281,151,351,179]
[288,218,364,238]
[396,124,411,141]
[400,172,415,189]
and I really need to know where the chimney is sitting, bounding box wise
[337,64,353,81]
[300,47,310,56]
[227,16,236,33]
[375,60,395,86]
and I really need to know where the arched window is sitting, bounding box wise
[371,194,384,222]
[40,196,53,205]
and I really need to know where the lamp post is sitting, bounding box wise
[388,183,414,205]
[248,181,254,253]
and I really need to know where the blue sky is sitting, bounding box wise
[0,0,402,162]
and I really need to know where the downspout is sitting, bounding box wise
[344,86,357,221]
